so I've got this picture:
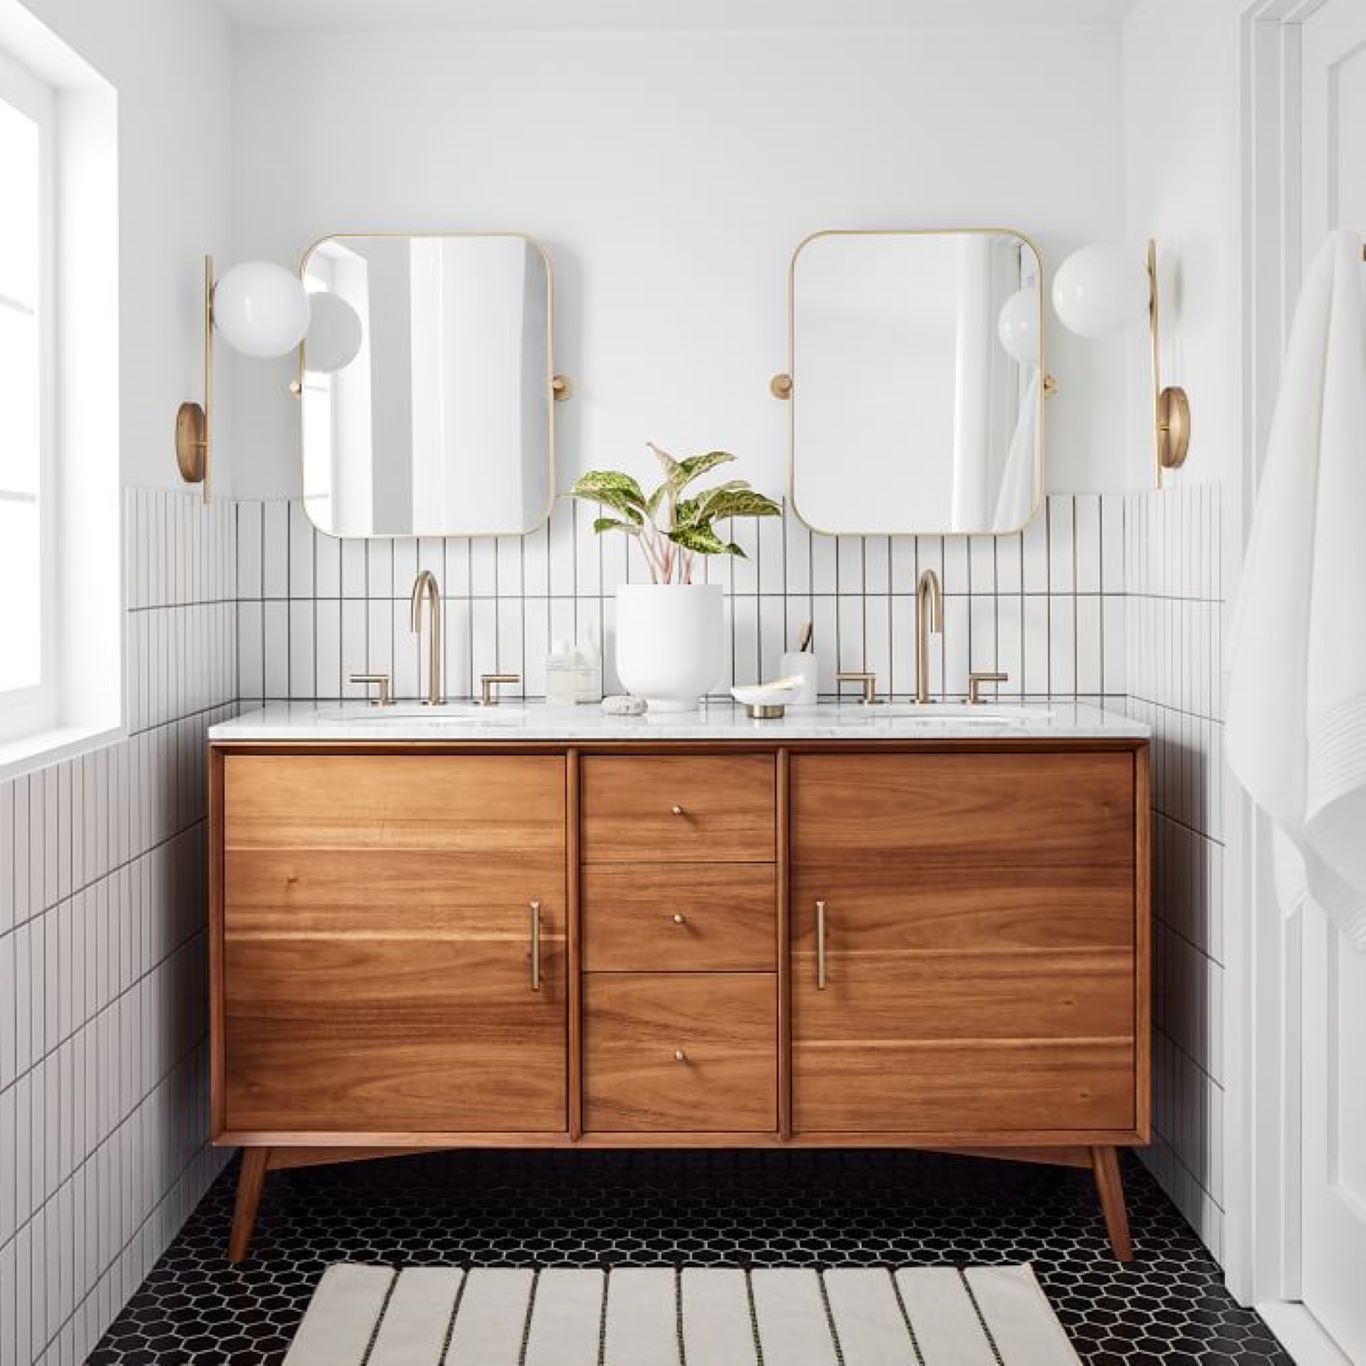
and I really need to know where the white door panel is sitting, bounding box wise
[1299,3,1366,1358]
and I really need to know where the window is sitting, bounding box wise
[0,51,53,742]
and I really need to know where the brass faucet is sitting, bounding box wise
[915,568,942,704]
[409,570,445,706]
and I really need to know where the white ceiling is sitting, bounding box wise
[218,0,1139,33]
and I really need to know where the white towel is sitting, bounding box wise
[1227,229,1366,948]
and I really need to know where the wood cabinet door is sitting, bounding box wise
[221,755,567,1135]
[791,751,1140,1139]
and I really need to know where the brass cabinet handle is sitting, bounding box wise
[529,900,542,992]
[674,1049,687,1063]
[671,804,685,816]
[672,913,687,925]
[816,899,828,990]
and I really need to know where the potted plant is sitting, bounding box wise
[569,444,781,710]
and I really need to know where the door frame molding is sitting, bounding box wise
[1227,8,1348,1355]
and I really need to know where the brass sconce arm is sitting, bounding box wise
[175,256,214,502]
[1146,239,1190,481]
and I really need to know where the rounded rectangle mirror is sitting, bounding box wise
[786,228,1045,536]
[299,232,558,539]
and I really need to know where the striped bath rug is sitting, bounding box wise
[283,1262,1081,1365]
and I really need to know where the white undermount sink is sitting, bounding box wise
[832,703,1054,725]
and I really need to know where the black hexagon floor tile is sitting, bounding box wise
[89,1149,1290,1364]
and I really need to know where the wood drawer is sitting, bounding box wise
[224,754,566,853]
[581,756,775,863]
[582,864,775,971]
[793,1039,1135,1134]
[584,973,776,1132]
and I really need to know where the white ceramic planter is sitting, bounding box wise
[615,582,724,711]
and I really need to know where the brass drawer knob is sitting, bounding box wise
[672,913,686,925]
[674,1049,687,1063]
[671,804,684,816]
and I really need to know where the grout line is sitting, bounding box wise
[0,912,208,1106]
[27,1073,222,1361]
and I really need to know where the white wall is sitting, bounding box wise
[228,24,1131,503]
[1121,0,1240,497]
[14,0,232,491]
[1121,0,1243,1265]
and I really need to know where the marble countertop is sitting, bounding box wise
[209,698,1149,743]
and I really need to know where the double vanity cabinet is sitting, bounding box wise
[209,705,1149,1263]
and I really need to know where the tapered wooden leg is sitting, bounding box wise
[228,1147,271,1263]
[1090,1146,1133,1262]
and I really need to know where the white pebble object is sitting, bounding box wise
[601,694,648,716]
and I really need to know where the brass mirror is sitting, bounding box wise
[299,232,567,539]
[778,228,1046,536]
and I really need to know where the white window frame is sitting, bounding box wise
[0,46,56,745]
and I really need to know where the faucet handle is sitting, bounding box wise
[835,670,880,705]
[349,672,394,707]
[478,673,521,707]
[967,671,1009,705]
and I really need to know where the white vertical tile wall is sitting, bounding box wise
[235,494,1129,709]
[1125,481,1226,1260]
[0,490,236,1366]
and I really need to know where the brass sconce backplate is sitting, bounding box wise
[175,401,207,484]
[1156,383,1190,469]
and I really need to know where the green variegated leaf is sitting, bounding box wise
[569,470,647,512]
[694,487,783,523]
[588,493,643,524]
[682,479,744,515]
[673,450,736,493]
[592,517,639,535]
[665,523,729,555]
[645,481,669,519]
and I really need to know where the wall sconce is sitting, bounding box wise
[177,256,358,500]
[1051,238,1190,481]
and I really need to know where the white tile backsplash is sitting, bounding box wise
[0,490,235,1366]
[1127,481,1226,1258]
[236,495,1127,708]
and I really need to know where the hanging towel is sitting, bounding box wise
[1227,229,1366,948]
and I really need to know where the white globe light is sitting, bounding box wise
[997,286,1040,365]
[213,261,311,358]
[304,292,363,374]
[1051,244,1150,339]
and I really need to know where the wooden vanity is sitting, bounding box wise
[210,731,1148,1262]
